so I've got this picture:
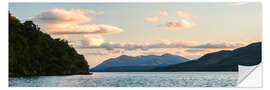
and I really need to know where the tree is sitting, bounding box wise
[9,13,89,77]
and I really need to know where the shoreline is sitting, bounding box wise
[9,72,93,78]
[91,71,238,72]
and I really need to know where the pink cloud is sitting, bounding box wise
[159,40,200,47]
[82,35,105,47]
[33,8,123,35]
[160,11,168,16]
[34,8,92,24]
[80,39,248,51]
[145,16,160,23]
[48,24,124,35]
[177,11,196,19]
[165,19,196,30]
[71,8,104,15]
[230,2,249,6]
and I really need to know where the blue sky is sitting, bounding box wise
[9,3,262,67]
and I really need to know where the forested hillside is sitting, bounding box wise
[151,42,261,71]
[9,13,89,77]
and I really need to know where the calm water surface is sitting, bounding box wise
[9,72,237,87]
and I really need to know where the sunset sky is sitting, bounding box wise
[9,3,262,68]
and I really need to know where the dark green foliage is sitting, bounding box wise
[9,13,89,77]
[151,42,262,72]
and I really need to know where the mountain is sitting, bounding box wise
[9,13,89,77]
[90,53,190,72]
[151,42,262,71]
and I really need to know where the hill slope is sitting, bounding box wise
[9,13,89,76]
[90,53,189,72]
[151,42,261,71]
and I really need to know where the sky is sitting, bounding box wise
[9,2,262,68]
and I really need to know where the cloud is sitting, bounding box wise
[229,2,249,6]
[159,40,199,47]
[192,42,247,48]
[99,42,152,51]
[177,11,195,19]
[158,40,245,49]
[49,24,124,35]
[165,19,195,30]
[83,52,108,55]
[184,49,207,53]
[79,40,247,51]
[33,8,103,24]
[33,8,93,24]
[145,16,160,23]
[32,8,123,35]
[160,11,168,16]
[82,35,105,47]
[71,9,104,15]
[184,49,220,53]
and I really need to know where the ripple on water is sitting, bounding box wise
[9,72,238,87]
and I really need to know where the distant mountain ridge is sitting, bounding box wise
[90,53,190,72]
[151,42,262,71]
